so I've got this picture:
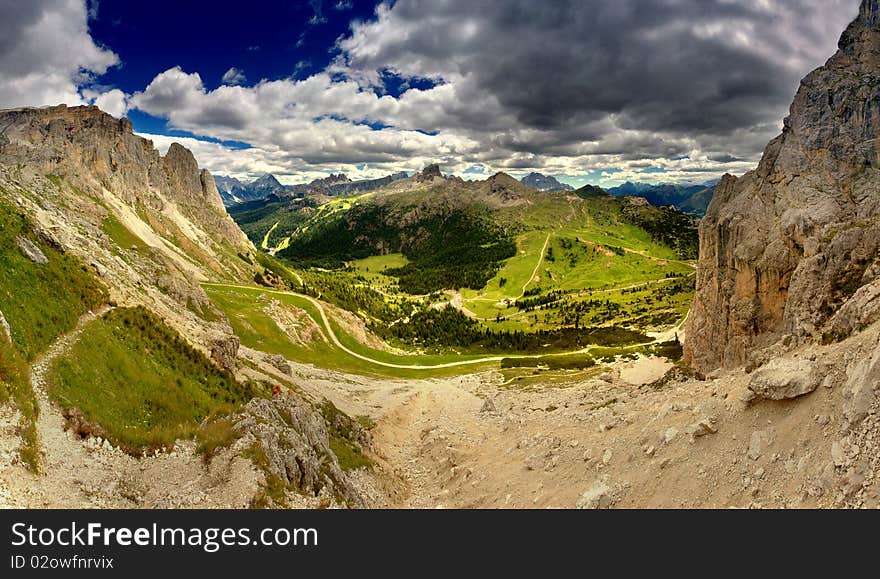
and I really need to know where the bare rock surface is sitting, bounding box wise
[686,2,880,372]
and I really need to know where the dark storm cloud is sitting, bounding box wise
[340,0,858,157]
[0,0,51,69]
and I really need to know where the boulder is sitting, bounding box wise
[576,481,613,509]
[843,341,880,427]
[209,335,240,372]
[265,354,292,376]
[16,236,48,264]
[748,358,820,400]
[0,310,10,343]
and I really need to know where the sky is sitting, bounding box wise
[0,0,862,187]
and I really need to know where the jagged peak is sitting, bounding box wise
[488,171,518,184]
[860,0,880,25]
[415,164,443,182]
[839,0,880,52]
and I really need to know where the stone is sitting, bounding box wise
[748,429,774,461]
[842,342,880,427]
[599,373,614,383]
[16,236,48,264]
[265,354,292,376]
[663,427,678,444]
[686,418,718,439]
[0,310,10,343]
[602,449,613,466]
[685,2,880,372]
[748,358,820,401]
[576,481,613,509]
[831,441,849,468]
[209,335,240,372]
[480,398,497,414]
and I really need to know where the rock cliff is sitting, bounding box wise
[686,1,880,371]
[0,104,259,363]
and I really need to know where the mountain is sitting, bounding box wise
[607,182,716,217]
[215,173,281,206]
[213,175,246,205]
[214,173,284,206]
[0,105,372,508]
[220,171,410,207]
[300,171,409,197]
[686,0,880,373]
[259,164,697,295]
[520,172,574,192]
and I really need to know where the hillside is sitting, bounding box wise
[224,166,698,356]
[607,182,716,217]
[0,105,377,509]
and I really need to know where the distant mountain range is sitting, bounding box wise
[215,171,410,207]
[520,172,574,192]
[606,181,717,217]
[215,174,284,206]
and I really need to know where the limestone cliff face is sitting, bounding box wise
[685,0,880,371]
[0,105,259,360]
[0,105,248,255]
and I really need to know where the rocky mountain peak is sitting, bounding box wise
[685,5,880,371]
[521,172,574,192]
[859,0,880,25]
[416,164,443,182]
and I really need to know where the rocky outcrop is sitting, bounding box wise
[16,236,47,264]
[686,2,880,371]
[209,336,240,372]
[415,164,443,182]
[233,396,369,508]
[0,105,250,257]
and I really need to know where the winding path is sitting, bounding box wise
[204,278,687,372]
[517,233,552,300]
[204,283,508,370]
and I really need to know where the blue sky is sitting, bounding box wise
[0,0,861,187]
[89,1,380,96]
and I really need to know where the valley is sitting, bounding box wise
[2,0,880,513]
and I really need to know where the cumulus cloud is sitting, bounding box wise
[221,67,247,86]
[83,87,127,117]
[0,0,118,109]
[132,0,860,185]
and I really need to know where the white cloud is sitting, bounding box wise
[83,87,127,117]
[124,1,861,186]
[221,67,247,86]
[0,0,118,109]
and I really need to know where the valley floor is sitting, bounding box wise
[3,309,878,509]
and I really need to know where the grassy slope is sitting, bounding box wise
[457,193,696,329]
[221,183,697,373]
[0,197,109,470]
[48,307,263,452]
[203,284,496,379]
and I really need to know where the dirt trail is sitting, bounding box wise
[353,337,874,509]
[517,233,552,299]
[0,308,260,509]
